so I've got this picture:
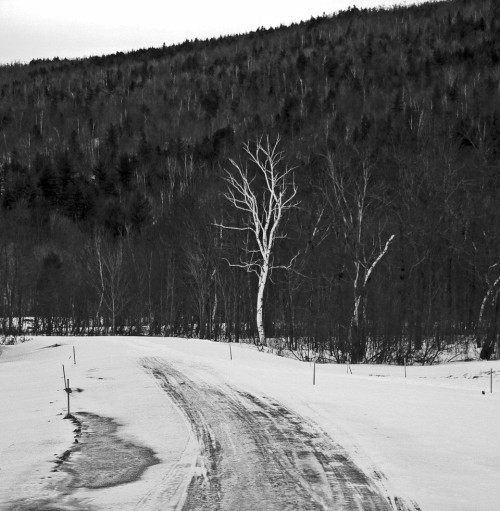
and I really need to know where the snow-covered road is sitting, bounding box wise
[144,356,397,511]
[1,336,499,510]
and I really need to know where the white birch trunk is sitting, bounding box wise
[256,259,270,346]
[477,274,500,348]
[351,260,362,329]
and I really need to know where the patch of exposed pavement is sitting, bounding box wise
[6,412,159,510]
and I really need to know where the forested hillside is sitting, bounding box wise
[1,0,499,362]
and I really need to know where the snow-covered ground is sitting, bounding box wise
[1,336,499,510]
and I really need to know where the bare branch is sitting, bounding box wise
[213,221,252,232]
[363,234,396,287]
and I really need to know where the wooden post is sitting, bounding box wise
[62,364,66,387]
[404,357,407,378]
[229,341,232,361]
[313,360,316,385]
[66,378,71,417]
[73,346,76,365]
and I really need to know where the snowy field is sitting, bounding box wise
[0,336,499,510]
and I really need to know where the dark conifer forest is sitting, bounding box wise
[1,0,500,362]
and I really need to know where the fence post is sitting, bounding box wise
[65,378,71,418]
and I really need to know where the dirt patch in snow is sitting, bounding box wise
[6,412,159,510]
[57,412,159,489]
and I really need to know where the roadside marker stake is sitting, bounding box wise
[73,346,76,365]
[229,341,232,361]
[65,378,72,418]
[346,356,352,374]
[404,357,407,378]
[313,360,316,385]
[62,364,67,386]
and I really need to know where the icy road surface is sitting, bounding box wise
[144,357,401,511]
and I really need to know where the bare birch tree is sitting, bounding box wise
[220,136,298,347]
[474,259,500,359]
[184,224,219,340]
[468,230,500,359]
[86,234,131,334]
[325,152,395,362]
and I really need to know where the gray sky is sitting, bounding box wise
[0,0,420,65]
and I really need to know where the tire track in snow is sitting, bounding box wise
[144,357,409,511]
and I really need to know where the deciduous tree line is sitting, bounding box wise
[1,0,500,361]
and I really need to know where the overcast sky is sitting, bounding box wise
[1,0,422,65]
